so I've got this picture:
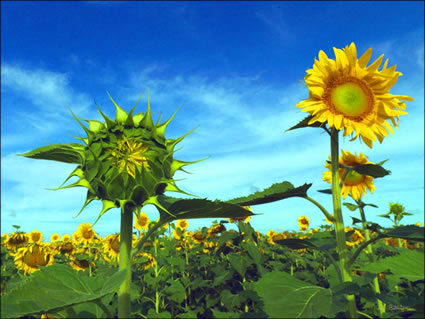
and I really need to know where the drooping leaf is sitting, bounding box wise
[226,181,312,206]
[352,163,391,178]
[253,270,332,318]
[343,203,359,211]
[155,195,256,222]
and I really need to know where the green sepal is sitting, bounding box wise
[82,120,105,133]
[73,191,98,219]
[107,171,125,199]
[68,134,89,146]
[133,113,145,127]
[169,157,209,177]
[56,166,85,190]
[16,143,84,164]
[92,199,119,227]
[164,179,200,198]
[155,104,182,139]
[68,107,96,144]
[165,125,199,154]
[107,91,128,125]
[125,91,145,127]
[46,177,96,194]
[130,185,149,206]
[96,103,115,129]
[139,90,154,130]
[143,195,177,218]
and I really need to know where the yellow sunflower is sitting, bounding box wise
[5,232,29,251]
[296,42,414,148]
[28,230,43,244]
[325,216,334,224]
[323,150,376,200]
[207,224,226,237]
[267,232,287,246]
[297,216,310,232]
[69,257,95,272]
[346,230,365,247]
[191,231,207,244]
[50,233,60,243]
[176,219,189,231]
[133,252,156,270]
[134,212,149,231]
[77,223,97,246]
[13,243,54,275]
[103,234,120,261]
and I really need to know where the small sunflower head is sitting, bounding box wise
[323,150,376,200]
[19,90,207,225]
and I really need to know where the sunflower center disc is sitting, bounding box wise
[330,79,372,117]
[344,169,364,185]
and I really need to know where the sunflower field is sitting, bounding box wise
[1,214,424,319]
[1,42,424,318]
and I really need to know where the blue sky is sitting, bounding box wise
[1,1,424,240]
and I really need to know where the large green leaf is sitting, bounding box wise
[16,143,84,164]
[253,270,332,318]
[226,181,312,206]
[383,225,425,242]
[356,249,424,282]
[1,264,126,319]
[155,195,256,221]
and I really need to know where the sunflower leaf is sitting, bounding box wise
[352,163,391,178]
[0,264,126,319]
[285,115,328,132]
[226,181,312,206]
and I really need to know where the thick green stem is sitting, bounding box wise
[118,206,134,319]
[330,128,357,318]
[358,203,386,316]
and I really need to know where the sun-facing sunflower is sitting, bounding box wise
[134,212,150,232]
[176,219,189,231]
[77,223,97,246]
[296,42,414,148]
[28,230,43,244]
[323,150,376,200]
[50,233,60,243]
[13,243,54,275]
[297,216,310,232]
[103,233,121,262]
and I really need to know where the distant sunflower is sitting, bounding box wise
[103,234,120,261]
[191,231,207,244]
[69,257,95,272]
[13,243,54,275]
[176,219,189,231]
[207,224,226,237]
[28,230,43,244]
[50,233,60,243]
[133,252,156,270]
[5,232,29,251]
[297,216,310,232]
[296,42,414,148]
[134,212,149,232]
[77,223,97,246]
[323,150,376,200]
[267,232,287,246]
[346,230,365,247]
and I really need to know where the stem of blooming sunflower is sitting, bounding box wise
[330,128,357,318]
[118,205,134,319]
[357,200,386,317]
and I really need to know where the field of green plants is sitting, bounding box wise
[1,214,424,319]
